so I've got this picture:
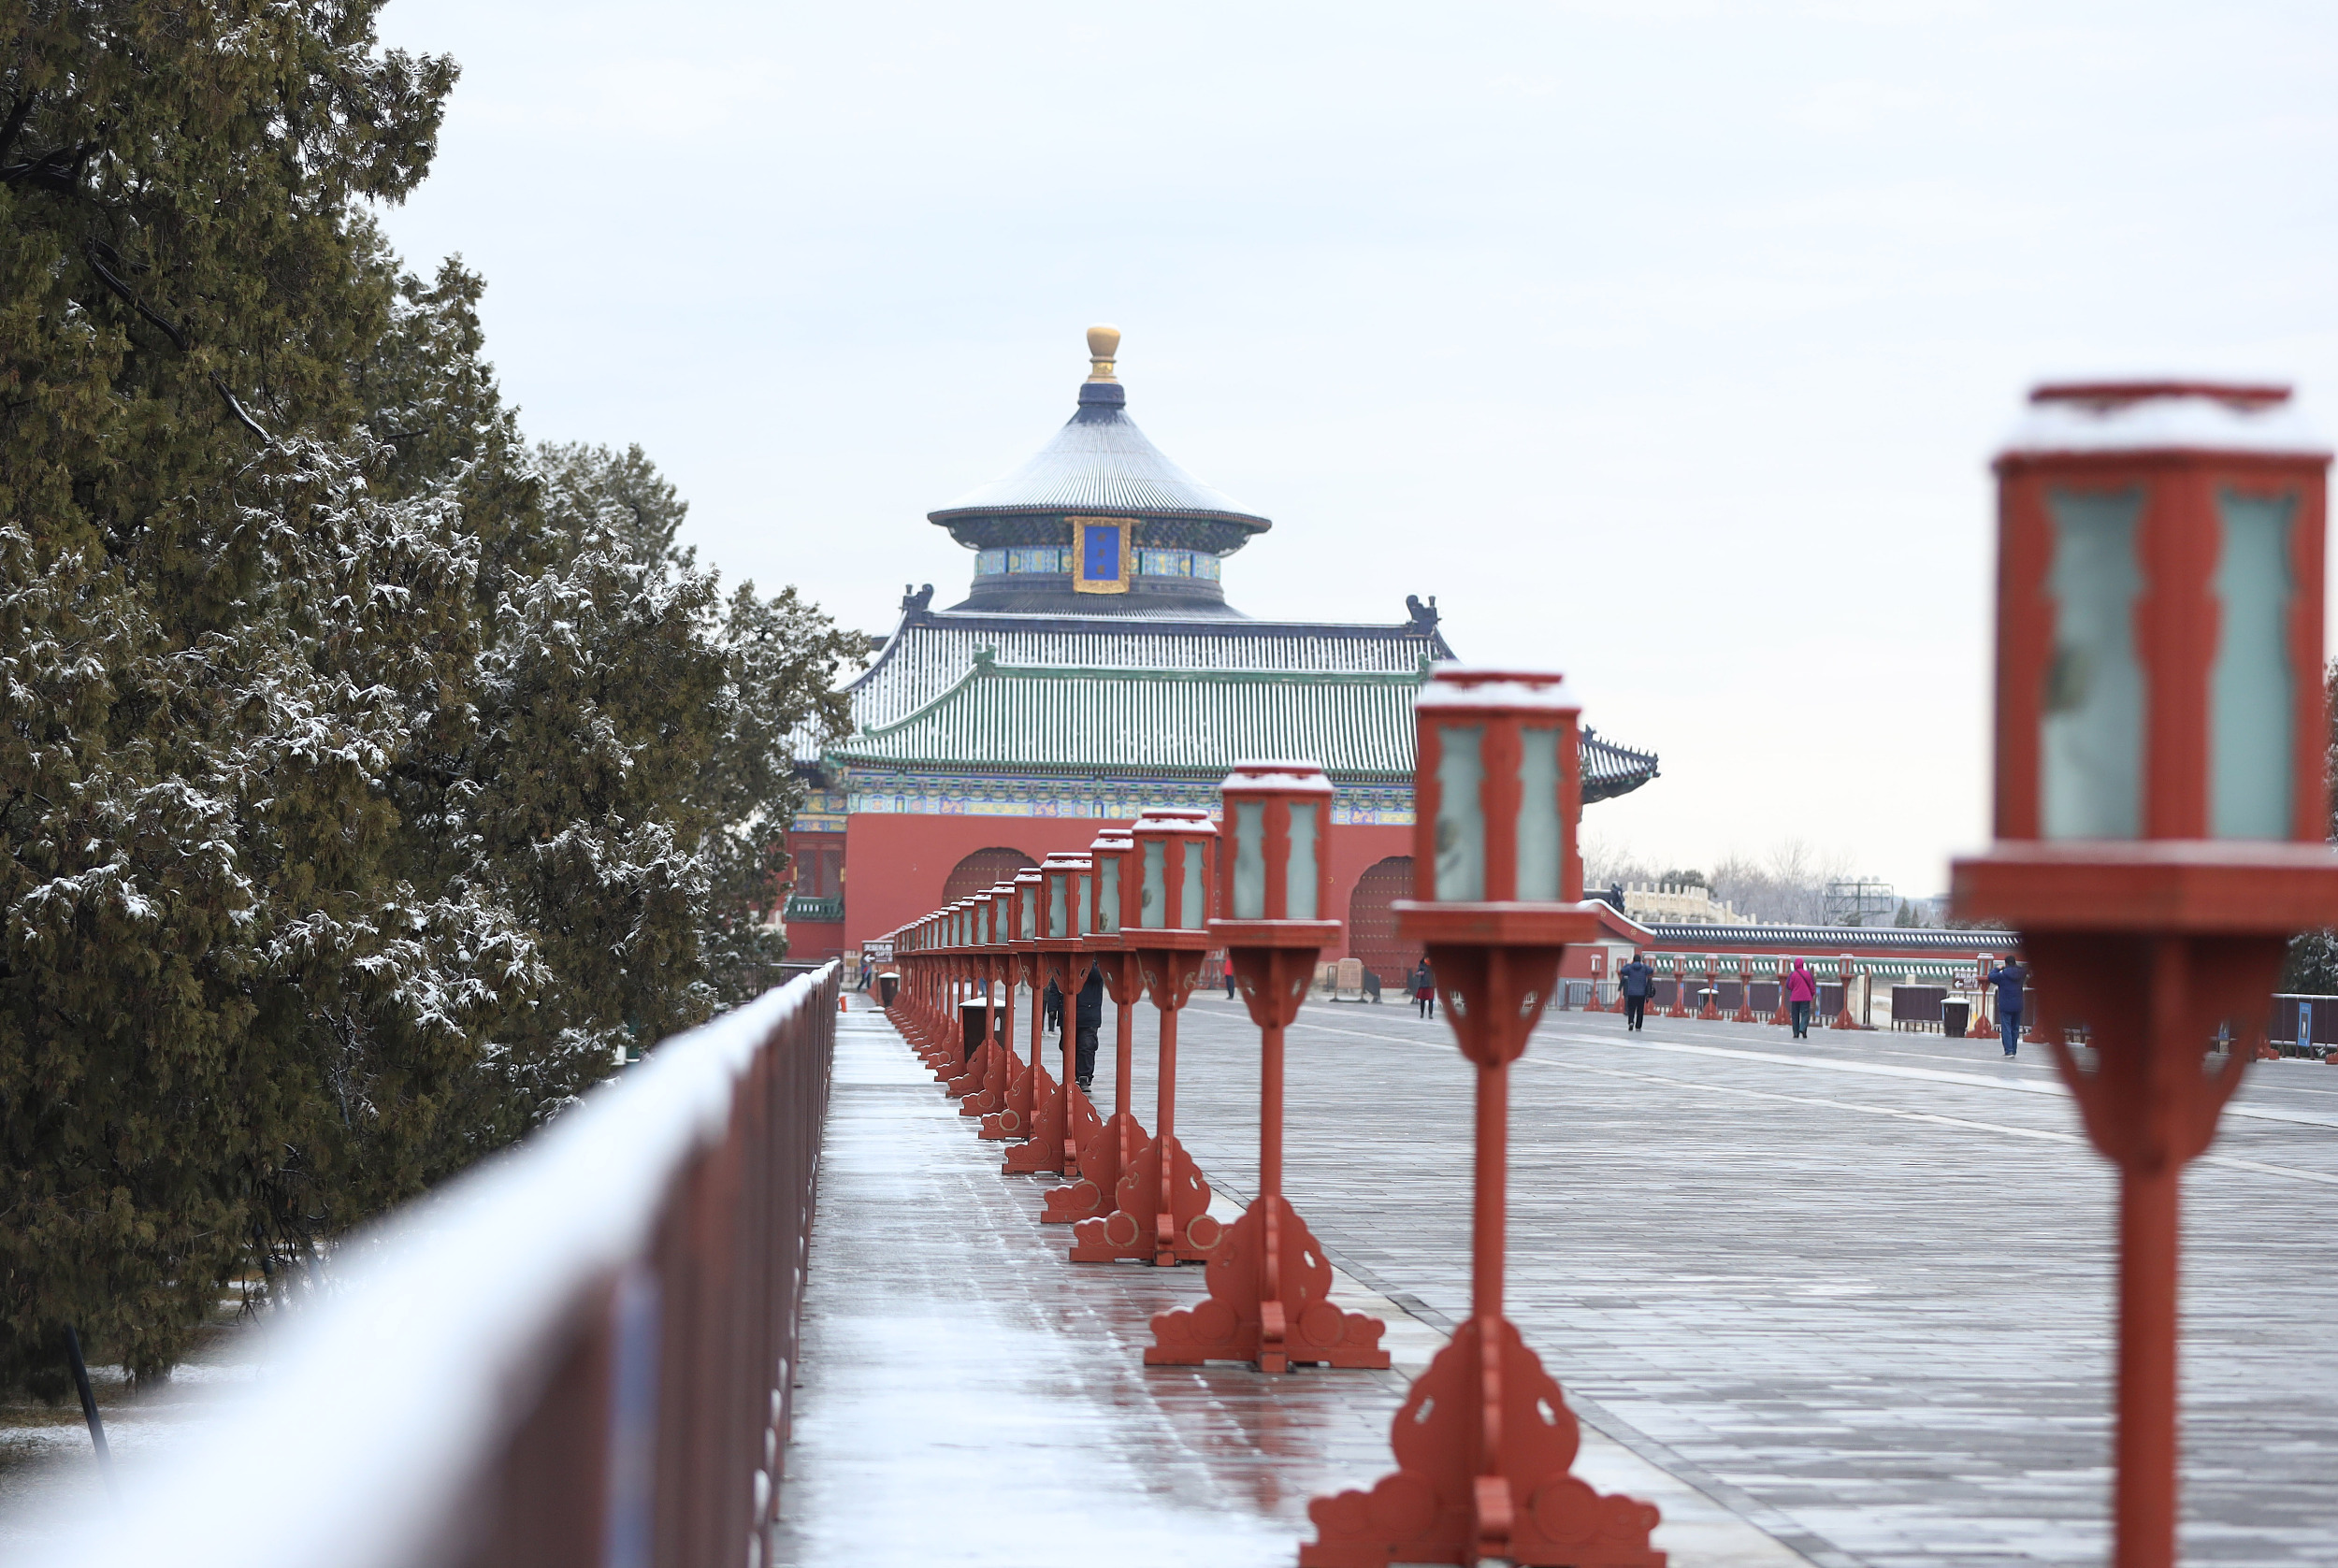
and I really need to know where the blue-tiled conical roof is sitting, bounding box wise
[928,381,1271,529]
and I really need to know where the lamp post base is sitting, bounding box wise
[1144,1195,1388,1372]
[1301,1314,1662,1568]
[980,1056,1049,1142]
[1042,1111,1150,1224]
[1003,1078,1098,1175]
[1068,1131,1222,1265]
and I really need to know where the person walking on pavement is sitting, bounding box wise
[1785,957,1818,1040]
[1985,957,2028,1057]
[1224,957,1237,1000]
[1043,978,1063,1036]
[1411,957,1436,1020]
[1617,954,1654,1031]
[1074,961,1105,1094]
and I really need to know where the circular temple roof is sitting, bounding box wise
[927,331,1272,532]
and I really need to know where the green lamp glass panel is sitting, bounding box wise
[1178,841,1205,930]
[2211,490,2295,839]
[1517,726,1563,901]
[1139,842,1164,928]
[1232,800,1267,919]
[1099,860,1119,933]
[1434,725,1486,900]
[2042,489,2145,839]
[1047,874,1067,938]
[1288,800,1320,921]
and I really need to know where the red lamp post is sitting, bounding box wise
[1663,956,1692,1018]
[1045,828,1152,1225]
[1148,761,1391,1373]
[1304,669,1661,1568]
[1951,381,2338,1568]
[1696,955,1723,1020]
[1004,853,1100,1176]
[1731,955,1757,1023]
[981,868,1048,1142]
[949,883,1015,1102]
[955,885,1017,1112]
[917,903,969,1075]
[1829,955,1859,1030]
[1071,807,1226,1267]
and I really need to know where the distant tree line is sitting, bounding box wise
[1,5,862,1398]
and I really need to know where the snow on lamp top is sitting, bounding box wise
[2001,381,2328,459]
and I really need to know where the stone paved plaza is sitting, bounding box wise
[776,993,2338,1568]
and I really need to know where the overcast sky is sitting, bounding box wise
[373,0,2338,899]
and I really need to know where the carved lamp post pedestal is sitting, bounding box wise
[1730,956,1757,1022]
[982,869,1048,1142]
[1663,957,1693,1018]
[1148,761,1390,1373]
[1005,853,1099,1176]
[1767,958,1794,1028]
[1952,381,2338,1568]
[1046,829,1151,1225]
[1305,669,1662,1568]
[1073,808,1226,1266]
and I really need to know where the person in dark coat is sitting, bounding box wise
[1411,957,1436,1019]
[1617,955,1654,1031]
[1043,978,1063,1033]
[1984,958,2028,1057]
[1075,962,1105,1093]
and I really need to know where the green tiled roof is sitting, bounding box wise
[824,652,1661,802]
[829,653,1421,780]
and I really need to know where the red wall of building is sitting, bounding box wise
[841,812,1413,962]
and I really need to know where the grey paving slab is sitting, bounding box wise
[774,1002,1816,1568]
[1141,994,2338,1568]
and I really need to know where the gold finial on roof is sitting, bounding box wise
[1086,324,1120,382]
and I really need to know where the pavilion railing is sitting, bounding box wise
[36,961,840,1568]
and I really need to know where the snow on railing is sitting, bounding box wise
[25,961,840,1568]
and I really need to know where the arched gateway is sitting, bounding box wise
[943,847,1038,906]
[1347,856,1416,993]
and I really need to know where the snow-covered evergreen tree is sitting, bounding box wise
[0,4,859,1396]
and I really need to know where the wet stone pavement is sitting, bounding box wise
[773,994,2338,1568]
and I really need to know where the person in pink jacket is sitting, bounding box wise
[1784,958,1819,1040]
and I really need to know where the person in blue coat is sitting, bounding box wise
[1616,956,1654,1031]
[1984,959,2028,1056]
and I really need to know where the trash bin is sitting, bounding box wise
[1942,999,1971,1038]
[876,971,899,1007]
[959,1000,989,1064]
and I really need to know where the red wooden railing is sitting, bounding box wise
[38,962,839,1568]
